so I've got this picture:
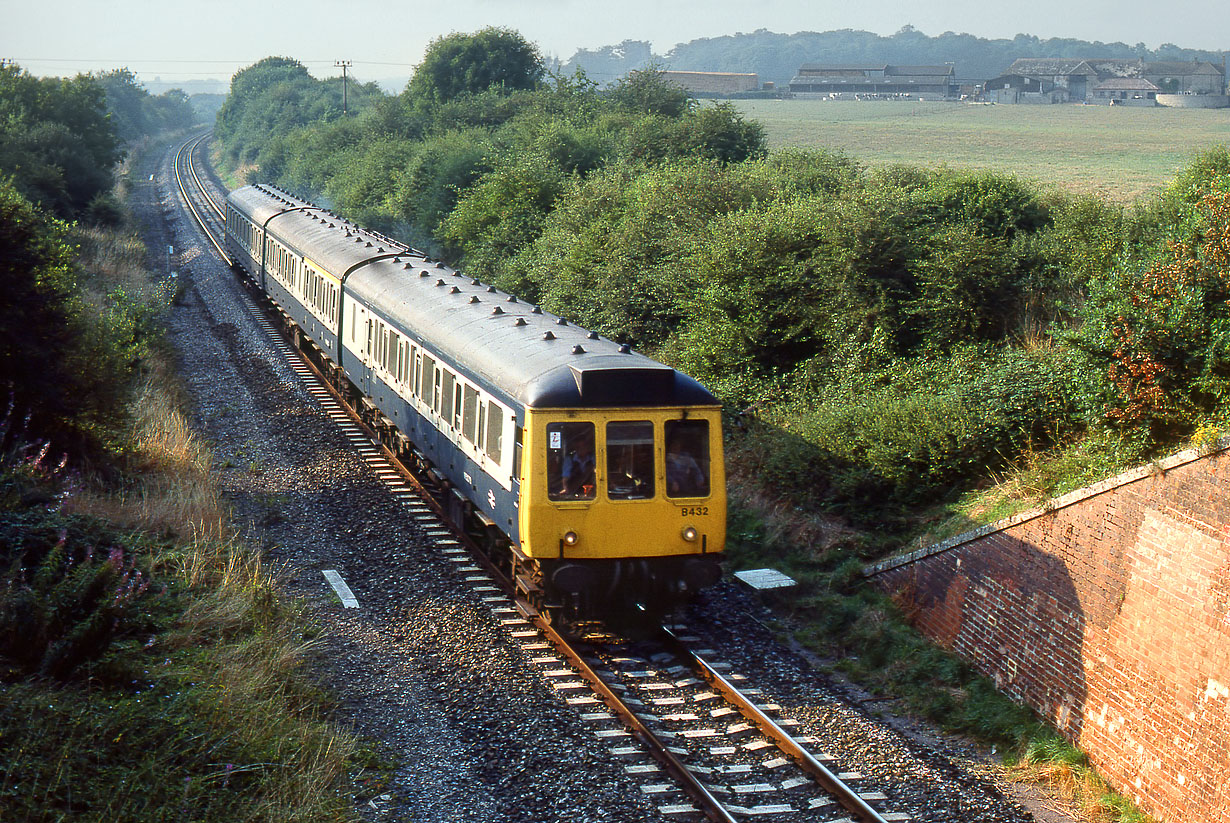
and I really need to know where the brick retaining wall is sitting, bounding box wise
[866,441,1230,823]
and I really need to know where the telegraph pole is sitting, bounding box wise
[335,59,352,115]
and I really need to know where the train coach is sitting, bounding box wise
[223,184,725,620]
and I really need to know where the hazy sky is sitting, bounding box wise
[4,0,1229,87]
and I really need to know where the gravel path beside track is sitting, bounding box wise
[131,137,1073,823]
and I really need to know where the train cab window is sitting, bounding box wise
[664,419,710,499]
[606,421,655,500]
[547,422,595,501]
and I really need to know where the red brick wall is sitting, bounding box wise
[868,444,1230,823]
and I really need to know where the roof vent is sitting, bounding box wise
[471,278,481,285]
[506,295,518,303]
[572,345,586,354]
[532,306,543,314]
[436,262,446,269]
[487,286,497,293]
[491,306,504,315]
[329,223,335,228]
[345,231,351,237]
[556,318,568,326]
[436,279,446,286]
[420,270,430,277]
[365,241,373,247]
[619,344,632,353]
[543,331,556,341]
[393,257,400,263]
[377,247,384,253]
[515,318,527,326]
[450,286,461,294]
[469,295,480,303]
[587,331,599,340]
[404,262,413,269]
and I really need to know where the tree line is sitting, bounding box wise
[564,27,1229,87]
[1,62,196,458]
[213,30,1230,529]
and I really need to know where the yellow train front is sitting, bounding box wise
[515,362,726,617]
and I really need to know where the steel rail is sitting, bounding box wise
[658,624,891,823]
[173,132,230,264]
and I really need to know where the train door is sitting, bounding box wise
[363,316,373,396]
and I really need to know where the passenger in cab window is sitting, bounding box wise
[666,435,706,498]
[560,435,596,498]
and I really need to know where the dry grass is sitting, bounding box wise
[1010,758,1157,823]
[9,208,366,821]
[733,99,1230,203]
[61,361,230,540]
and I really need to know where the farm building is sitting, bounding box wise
[983,74,1070,104]
[658,71,761,96]
[1004,58,1225,102]
[1093,77,1161,105]
[788,64,957,99]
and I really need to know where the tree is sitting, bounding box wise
[407,28,544,105]
[95,68,149,142]
[0,64,121,219]
[0,181,82,439]
[607,66,692,118]
[1076,189,1230,434]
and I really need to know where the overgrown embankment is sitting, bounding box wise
[1,61,370,822]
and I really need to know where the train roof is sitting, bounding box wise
[227,185,718,411]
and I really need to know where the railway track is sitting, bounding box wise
[173,132,228,263]
[173,134,906,823]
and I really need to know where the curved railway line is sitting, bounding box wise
[173,132,913,823]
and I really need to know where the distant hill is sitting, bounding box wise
[563,27,1227,86]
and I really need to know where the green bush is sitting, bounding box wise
[740,346,1079,522]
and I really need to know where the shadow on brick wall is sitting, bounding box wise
[883,529,1089,738]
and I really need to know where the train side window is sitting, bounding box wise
[412,348,421,397]
[547,422,595,501]
[441,370,455,422]
[513,426,523,480]
[461,385,478,444]
[485,401,503,464]
[664,419,710,499]
[606,421,654,500]
[431,363,442,413]
[452,382,463,430]
[477,402,486,452]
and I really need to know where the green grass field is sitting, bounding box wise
[734,99,1230,202]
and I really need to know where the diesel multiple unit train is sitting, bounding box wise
[224,184,725,619]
